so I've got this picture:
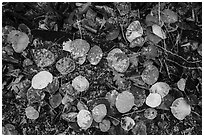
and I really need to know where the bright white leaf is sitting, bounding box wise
[152,24,166,39]
[62,39,72,52]
[146,93,162,108]
[31,71,53,89]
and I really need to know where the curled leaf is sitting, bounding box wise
[132,121,147,135]
[61,94,75,105]
[106,29,120,41]
[99,119,111,132]
[61,112,78,122]
[18,23,31,35]
[126,20,143,43]
[77,101,88,111]
[3,124,18,135]
[121,116,135,131]
[129,36,145,48]
[105,90,119,107]
[27,87,45,104]
[46,77,59,94]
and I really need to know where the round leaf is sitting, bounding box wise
[77,109,93,130]
[150,82,171,98]
[72,75,89,92]
[115,91,134,113]
[25,106,39,120]
[92,104,107,123]
[161,9,178,24]
[107,48,129,73]
[177,78,186,91]
[70,39,90,59]
[87,45,103,65]
[7,30,29,53]
[170,97,191,120]
[33,49,55,68]
[56,57,75,75]
[146,93,162,108]
[144,108,157,120]
[49,93,62,108]
[31,71,53,89]
[141,64,159,85]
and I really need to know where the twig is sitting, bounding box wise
[120,24,128,44]
[165,58,201,70]
[76,19,83,39]
[107,115,120,123]
[122,108,145,116]
[156,44,202,64]
[158,2,161,24]
[164,59,171,79]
